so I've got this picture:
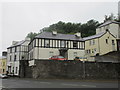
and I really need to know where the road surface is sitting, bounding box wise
[1,78,119,88]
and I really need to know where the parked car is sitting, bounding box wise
[49,56,67,60]
[0,74,8,79]
[74,57,87,61]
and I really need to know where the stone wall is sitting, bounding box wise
[23,60,120,80]
[20,60,32,78]
[95,51,120,63]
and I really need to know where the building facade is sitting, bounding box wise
[29,31,85,66]
[0,52,7,74]
[96,20,120,51]
[7,38,30,76]
[96,20,120,39]
[0,56,7,74]
[84,31,117,59]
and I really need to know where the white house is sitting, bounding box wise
[84,30,117,61]
[7,38,30,76]
[28,31,85,66]
[96,20,120,51]
[96,20,120,39]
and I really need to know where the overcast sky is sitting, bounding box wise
[0,0,119,55]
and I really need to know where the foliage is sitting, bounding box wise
[104,13,119,22]
[26,13,119,40]
[41,20,100,37]
[26,32,39,41]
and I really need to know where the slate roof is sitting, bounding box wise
[35,32,84,41]
[97,20,120,28]
[7,40,25,49]
[83,32,105,41]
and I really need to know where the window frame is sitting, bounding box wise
[73,41,78,48]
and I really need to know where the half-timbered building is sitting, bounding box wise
[7,38,30,76]
[28,31,85,66]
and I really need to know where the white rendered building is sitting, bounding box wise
[29,31,85,66]
[96,20,120,39]
[96,20,120,51]
[7,38,30,76]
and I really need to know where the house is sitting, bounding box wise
[7,38,30,76]
[0,52,7,74]
[96,20,120,39]
[96,20,120,51]
[0,56,7,74]
[28,31,85,66]
[84,30,117,61]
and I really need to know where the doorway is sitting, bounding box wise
[59,49,68,59]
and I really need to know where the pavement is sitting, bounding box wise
[1,77,119,89]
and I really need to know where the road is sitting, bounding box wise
[1,78,119,88]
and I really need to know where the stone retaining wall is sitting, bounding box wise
[22,60,119,80]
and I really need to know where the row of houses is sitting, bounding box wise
[0,20,120,76]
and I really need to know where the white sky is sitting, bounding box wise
[0,0,120,55]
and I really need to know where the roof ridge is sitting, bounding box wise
[83,32,105,40]
[35,31,84,41]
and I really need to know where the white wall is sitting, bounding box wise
[7,39,30,76]
[68,49,85,60]
[96,23,119,39]
[34,47,59,59]
[6,61,19,75]
[14,61,19,75]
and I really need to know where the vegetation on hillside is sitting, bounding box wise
[26,13,119,41]
[26,19,100,40]
[41,20,100,37]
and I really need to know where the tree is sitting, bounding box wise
[104,13,119,22]
[26,19,100,39]
[81,20,99,37]
[26,32,39,41]
[40,20,99,37]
